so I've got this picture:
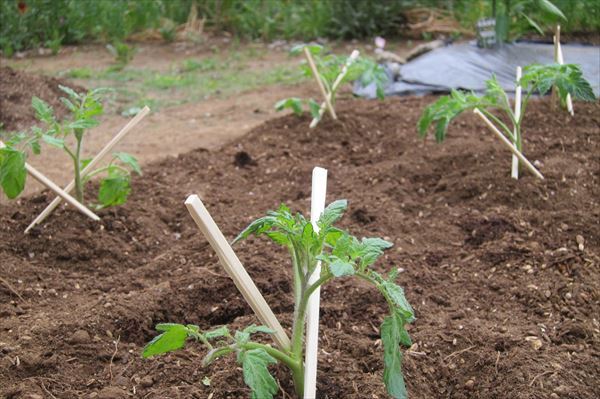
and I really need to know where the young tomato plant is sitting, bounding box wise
[275,44,387,120]
[417,63,595,175]
[144,200,415,399]
[0,86,141,207]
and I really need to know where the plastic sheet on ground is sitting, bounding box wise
[354,41,600,98]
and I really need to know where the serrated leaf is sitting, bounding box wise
[319,199,347,228]
[381,314,408,399]
[31,97,54,123]
[243,325,275,335]
[58,85,81,100]
[0,147,26,199]
[232,215,278,244]
[60,97,77,112]
[240,349,278,399]
[205,326,230,340]
[42,134,65,149]
[98,173,131,207]
[143,324,189,358]
[68,119,99,130]
[114,152,141,175]
[329,259,355,277]
[382,281,415,322]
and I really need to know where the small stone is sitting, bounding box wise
[553,385,569,395]
[464,379,475,389]
[576,235,584,251]
[25,394,43,399]
[525,336,543,350]
[550,394,559,399]
[70,329,90,344]
[140,376,154,388]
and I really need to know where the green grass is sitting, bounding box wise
[59,47,306,113]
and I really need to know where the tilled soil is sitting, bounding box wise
[0,67,85,132]
[1,97,598,399]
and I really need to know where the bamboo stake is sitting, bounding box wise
[184,195,291,350]
[551,25,560,110]
[555,37,574,116]
[511,66,522,180]
[0,141,100,221]
[473,109,544,180]
[310,50,360,129]
[303,167,328,399]
[25,106,150,233]
[304,47,337,120]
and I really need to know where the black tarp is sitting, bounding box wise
[354,41,600,98]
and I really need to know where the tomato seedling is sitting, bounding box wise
[0,86,141,207]
[275,44,387,121]
[417,63,595,177]
[144,200,414,399]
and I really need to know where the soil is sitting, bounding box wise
[0,66,85,132]
[0,97,599,399]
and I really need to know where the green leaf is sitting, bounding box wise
[114,152,141,175]
[68,119,99,130]
[60,97,77,112]
[31,97,54,123]
[205,326,230,340]
[520,12,545,35]
[382,281,415,322]
[275,97,303,116]
[98,173,131,207]
[143,324,189,358]
[42,134,65,149]
[329,259,355,277]
[308,99,321,119]
[319,199,348,228]
[243,325,275,335]
[537,0,567,20]
[381,314,408,399]
[58,85,81,100]
[289,43,323,56]
[232,215,278,244]
[80,158,92,170]
[240,349,278,399]
[0,147,26,199]
[30,140,41,155]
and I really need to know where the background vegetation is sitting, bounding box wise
[1,0,598,55]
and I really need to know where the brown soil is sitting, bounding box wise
[1,97,599,399]
[0,67,85,132]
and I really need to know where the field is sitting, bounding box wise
[1,54,599,397]
[1,2,599,396]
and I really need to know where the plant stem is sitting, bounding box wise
[73,129,84,202]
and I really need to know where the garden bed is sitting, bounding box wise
[1,97,598,399]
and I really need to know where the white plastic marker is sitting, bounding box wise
[304,167,328,399]
[185,195,291,350]
[511,66,522,180]
[0,141,100,222]
[25,106,150,233]
[304,47,337,120]
[310,50,360,129]
[555,35,574,115]
[473,109,544,180]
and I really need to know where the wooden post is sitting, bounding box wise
[25,106,150,233]
[310,50,360,129]
[0,141,100,222]
[303,167,328,399]
[185,195,291,350]
[304,47,337,120]
[473,109,544,180]
[511,66,522,180]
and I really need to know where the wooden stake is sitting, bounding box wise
[473,109,544,180]
[185,195,291,350]
[303,167,328,399]
[304,47,337,120]
[551,25,560,110]
[555,37,574,116]
[25,106,150,233]
[511,66,522,180]
[310,50,360,129]
[0,141,100,221]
